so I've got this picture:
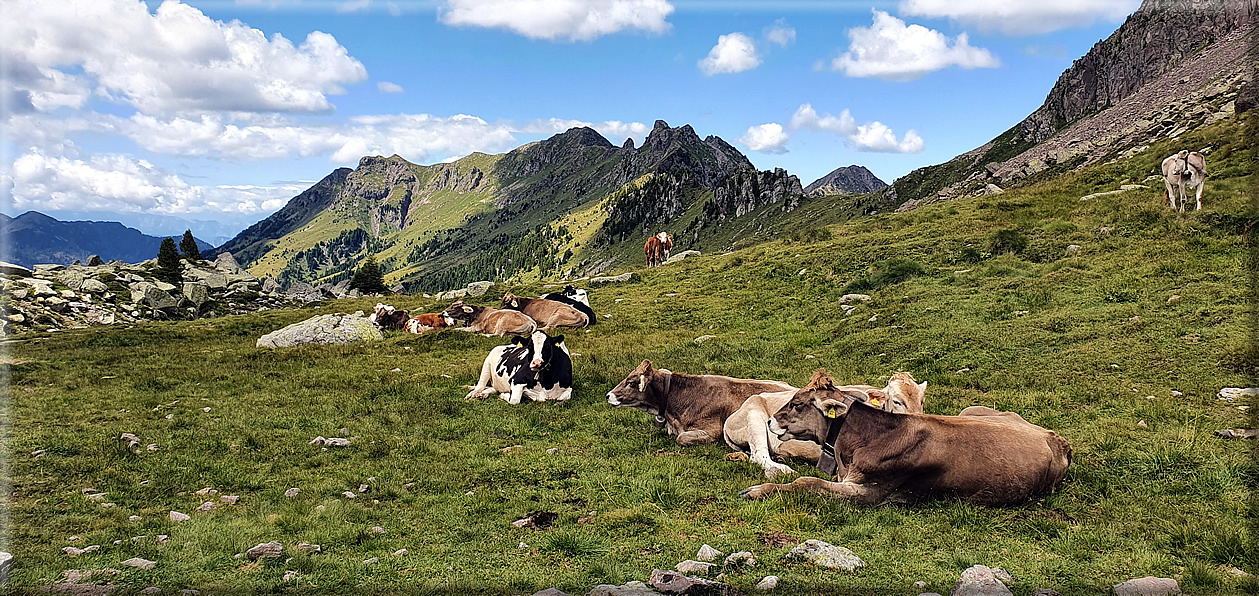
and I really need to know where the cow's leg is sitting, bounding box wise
[465,356,498,399]
[1163,179,1176,209]
[1194,179,1204,211]
[506,384,525,405]
[745,411,795,479]
[740,476,885,505]
[675,429,716,445]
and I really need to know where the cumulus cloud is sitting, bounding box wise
[830,10,998,81]
[698,33,761,75]
[899,0,1138,36]
[3,149,299,217]
[788,103,924,153]
[377,81,405,93]
[765,21,796,47]
[0,0,367,114]
[737,123,790,154]
[439,0,674,41]
[520,118,649,139]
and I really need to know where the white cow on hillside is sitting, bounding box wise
[1161,150,1207,212]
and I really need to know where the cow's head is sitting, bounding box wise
[768,370,853,443]
[442,300,477,323]
[882,372,927,414]
[511,331,564,371]
[606,359,664,413]
[560,285,589,304]
[369,303,392,325]
[500,292,521,309]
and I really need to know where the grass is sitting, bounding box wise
[3,115,1258,594]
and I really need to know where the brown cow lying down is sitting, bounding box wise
[404,313,452,334]
[500,293,588,329]
[606,360,792,446]
[442,300,537,336]
[740,370,1071,507]
[724,371,926,479]
[369,303,410,330]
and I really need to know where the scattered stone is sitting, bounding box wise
[518,542,530,550]
[512,511,557,530]
[694,335,716,343]
[393,549,408,556]
[371,526,385,534]
[915,581,927,589]
[1214,428,1259,439]
[343,491,357,499]
[590,272,637,284]
[140,588,161,595]
[122,557,157,570]
[283,570,298,582]
[156,535,168,544]
[1137,420,1148,428]
[1112,577,1180,596]
[246,542,283,561]
[648,569,737,595]
[363,557,379,565]
[296,542,322,554]
[465,281,495,297]
[663,250,701,265]
[284,488,300,498]
[755,576,778,591]
[196,501,215,512]
[787,539,864,571]
[839,294,871,304]
[724,552,756,567]
[169,511,190,522]
[675,560,715,575]
[586,582,664,596]
[546,448,560,455]
[1219,387,1258,401]
[63,545,101,556]
[696,544,722,561]
[120,433,140,448]
[952,565,1013,596]
[129,516,140,522]
[221,495,239,504]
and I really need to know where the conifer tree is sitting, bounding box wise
[179,230,202,262]
[156,238,182,284]
[349,255,388,294]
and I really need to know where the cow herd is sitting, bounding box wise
[370,283,1073,508]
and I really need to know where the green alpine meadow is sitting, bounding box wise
[4,113,1256,594]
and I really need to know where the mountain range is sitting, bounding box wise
[0,211,213,269]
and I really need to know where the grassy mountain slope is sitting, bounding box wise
[8,112,1255,594]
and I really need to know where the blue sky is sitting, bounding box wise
[1,0,1140,243]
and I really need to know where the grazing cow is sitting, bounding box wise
[1161,150,1207,211]
[541,285,596,325]
[442,300,537,336]
[403,313,453,334]
[500,292,589,329]
[369,303,410,330]
[645,234,663,267]
[658,232,674,261]
[465,331,573,404]
[724,371,927,479]
[740,370,1072,507]
[606,360,793,446]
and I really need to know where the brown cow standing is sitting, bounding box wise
[606,360,793,445]
[644,234,663,267]
[740,370,1071,507]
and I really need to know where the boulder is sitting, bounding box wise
[435,288,468,301]
[0,262,32,277]
[256,314,384,348]
[787,539,864,571]
[839,294,871,304]
[0,551,10,581]
[754,576,777,591]
[586,582,663,596]
[80,279,108,294]
[663,250,701,265]
[86,255,104,266]
[187,269,229,289]
[56,269,90,290]
[122,557,157,570]
[214,252,242,273]
[648,569,738,595]
[182,282,211,308]
[951,565,1013,596]
[286,282,327,303]
[466,281,494,297]
[696,545,722,562]
[246,541,283,561]
[1111,577,1180,596]
[261,277,280,294]
[591,272,638,285]
[153,280,177,292]
[138,284,179,310]
[675,560,714,575]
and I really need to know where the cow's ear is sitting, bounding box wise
[818,398,848,419]
[510,335,526,346]
[462,306,474,313]
[510,299,519,307]
[551,334,564,345]
[866,389,886,409]
[918,381,927,395]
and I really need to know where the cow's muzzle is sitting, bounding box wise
[767,418,787,438]
[606,392,621,406]
[530,359,544,371]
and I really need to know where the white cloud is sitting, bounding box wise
[789,103,924,153]
[0,0,367,114]
[520,118,649,139]
[337,0,372,12]
[3,149,298,218]
[377,81,405,93]
[698,33,761,75]
[439,0,674,41]
[899,0,1139,36]
[830,10,998,81]
[765,21,796,47]
[737,123,789,154]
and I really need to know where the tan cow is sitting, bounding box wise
[442,300,537,336]
[740,370,1071,507]
[1161,150,1207,212]
[606,360,792,446]
[724,371,926,479]
[499,293,589,329]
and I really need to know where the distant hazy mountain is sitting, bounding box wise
[1,211,213,268]
[41,210,245,247]
[804,165,888,196]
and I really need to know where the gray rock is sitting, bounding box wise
[534,590,573,596]
[1112,577,1180,596]
[140,588,161,595]
[435,288,469,301]
[296,542,321,554]
[951,565,1013,596]
[362,557,378,564]
[648,568,738,595]
[0,262,32,277]
[169,511,190,522]
[590,272,637,284]
[839,294,872,304]
[1031,590,1062,596]
[586,581,663,596]
[57,269,89,290]
[80,278,108,294]
[34,264,65,274]
[787,539,864,571]
[464,281,494,297]
[755,576,778,591]
[214,252,242,273]
[696,544,722,562]
[86,255,104,267]
[246,541,283,561]
[122,557,157,570]
[676,560,715,575]
[285,282,327,303]
[285,488,300,498]
[1066,244,1082,254]
[153,280,177,292]
[723,551,755,567]
[182,282,211,307]
[257,314,383,348]
[261,277,280,294]
[663,250,701,265]
[0,551,11,582]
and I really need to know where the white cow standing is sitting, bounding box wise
[1161,150,1207,212]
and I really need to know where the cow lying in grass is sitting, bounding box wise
[442,300,537,336]
[724,371,926,479]
[542,285,596,325]
[404,313,452,334]
[500,292,589,329]
[740,370,1071,506]
[606,360,792,446]
[369,303,410,330]
[465,331,573,404]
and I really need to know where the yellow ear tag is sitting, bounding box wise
[825,406,840,418]
[869,398,882,407]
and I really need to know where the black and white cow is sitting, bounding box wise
[542,285,596,325]
[465,330,573,404]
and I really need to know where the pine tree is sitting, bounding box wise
[156,238,182,284]
[179,230,202,262]
[349,256,388,294]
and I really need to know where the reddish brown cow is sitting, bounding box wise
[403,313,452,334]
[740,371,1071,507]
[644,235,662,267]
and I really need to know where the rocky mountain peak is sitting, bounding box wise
[805,165,888,196]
